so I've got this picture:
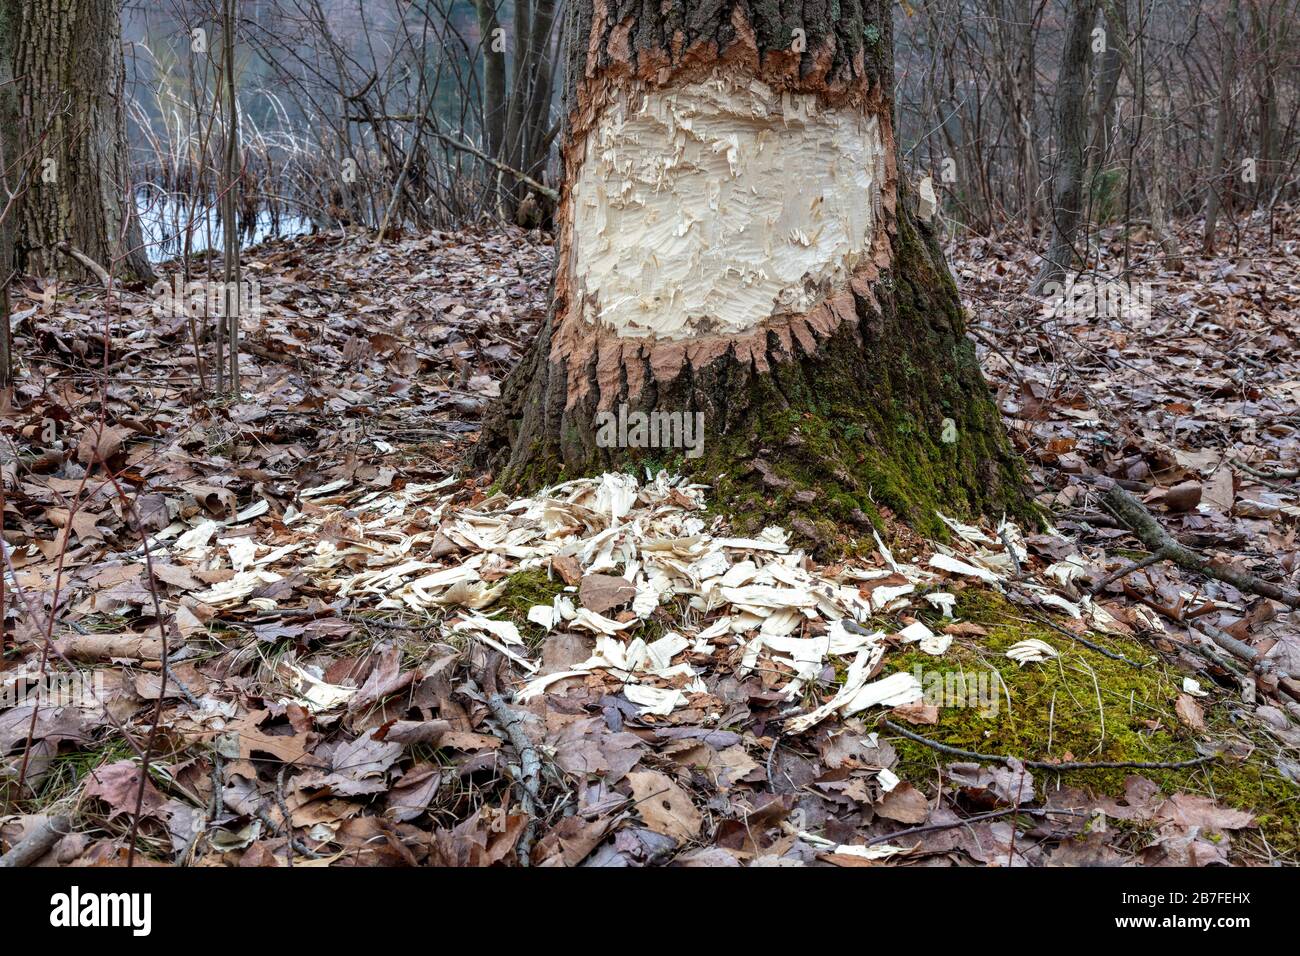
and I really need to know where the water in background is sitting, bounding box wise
[136,192,313,264]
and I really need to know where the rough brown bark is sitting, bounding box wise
[476,0,1032,548]
[8,0,153,283]
[1201,0,1239,254]
[475,0,508,168]
[1032,0,1098,292]
[0,0,17,389]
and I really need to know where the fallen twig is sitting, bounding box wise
[0,815,70,867]
[483,657,543,866]
[865,807,1090,848]
[1090,550,1169,595]
[56,243,111,288]
[1102,484,1300,608]
[1025,608,1145,668]
[1232,458,1298,482]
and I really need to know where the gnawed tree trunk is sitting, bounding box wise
[477,0,1031,546]
[8,0,153,283]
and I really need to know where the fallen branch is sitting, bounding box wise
[345,111,559,203]
[53,632,163,662]
[486,692,542,866]
[1090,550,1169,596]
[1132,587,1298,695]
[0,815,70,867]
[56,243,111,288]
[425,129,558,203]
[1194,619,1299,693]
[1102,484,1300,608]
[864,806,1089,848]
[881,719,1214,771]
[1232,458,1298,482]
[483,655,543,866]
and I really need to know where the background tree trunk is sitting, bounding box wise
[476,0,1031,546]
[1201,0,1239,254]
[8,0,153,283]
[475,0,508,186]
[1032,0,1098,292]
[0,0,18,389]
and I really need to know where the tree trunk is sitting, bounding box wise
[1147,81,1182,270]
[522,0,558,179]
[0,0,18,389]
[1088,2,1123,165]
[8,0,153,283]
[1201,0,1239,255]
[1032,0,1098,292]
[1249,0,1277,203]
[475,0,507,173]
[476,0,1031,547]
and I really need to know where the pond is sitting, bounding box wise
[135,192,314,264]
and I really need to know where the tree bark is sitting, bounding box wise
[1032,0,1098,292]
[8,0,153,283]
[1201,0,1239,254]
[476,0,1031,547]
[0,0,18,389]
[475,0,507,167]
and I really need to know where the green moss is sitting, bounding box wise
[883,589,1299,857]
[492,566,681,652]
[495,568,567,648]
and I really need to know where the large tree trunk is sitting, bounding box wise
[477,0,1031,546]
[8,0,153,283]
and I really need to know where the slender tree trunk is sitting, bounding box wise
[501,0,534,210]
[8,0,153,283]
[476,0,1031,547]
[1032,0,1098,293]
[1016,0,1041,235]
[1088,2,1124,164]
[1249,0,1276,204]
[0,0,18,390]
[522,0,557,178]
[475,0,507,164]
[1201,0,1239,254]
[220,0,241,395]
[1147,81,1182,269]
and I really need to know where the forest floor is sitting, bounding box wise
[2,207,1298,867]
